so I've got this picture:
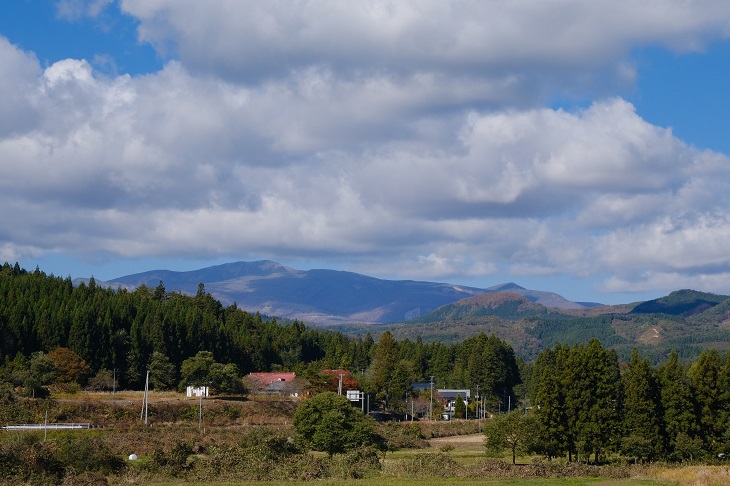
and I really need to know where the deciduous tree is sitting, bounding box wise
[293,391,382,457]
[484,410,538,464]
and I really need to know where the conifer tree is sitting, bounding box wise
[564,339,621,463]
[454,393,466,419]
[621,349,663,462]
[659,350,702,461]
[535,349,568,459]
[369,331,398,410]
[689,348,723,452]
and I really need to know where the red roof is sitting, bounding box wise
[249,372,296,385]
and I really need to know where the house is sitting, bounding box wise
[247,372,299,396]
[410,383,472,419]
[437,389,470,419]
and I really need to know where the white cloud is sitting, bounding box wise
[4,2,730,299]
[121,0,730,100]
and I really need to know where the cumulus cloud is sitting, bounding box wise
[121,0,730,80]
[3,1,730,299]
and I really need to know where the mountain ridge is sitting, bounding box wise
[78,260,593,325]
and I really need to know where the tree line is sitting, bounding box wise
[0,262,521,408]
[490,339,730,464]
[4,263,730,463]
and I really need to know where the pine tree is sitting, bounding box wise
[564,340,621,463]
[369,331,398,410]
[454,393,466,419]
[689,349,723,453]
[621,349,663,462]
[535,348,569,459]
[659,350,702,461]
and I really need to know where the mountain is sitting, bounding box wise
[368,287,730,362]
[629,289,728,317]
[484,283,586,310]
[409,292,547,322]
[105,260,487,324]
[86,260,730,362]
[98,260,589,325]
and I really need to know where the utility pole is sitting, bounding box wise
[475,384,480,421]
[199,390,203,431]
[141,370,149,425]
[429,375,434,421]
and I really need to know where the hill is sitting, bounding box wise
[629,289,728,317]
[410,292,547,322]
[97,260,589,325]
[339,288,730,362]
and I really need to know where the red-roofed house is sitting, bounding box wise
[249,372,296,385]
[247,372,301,396]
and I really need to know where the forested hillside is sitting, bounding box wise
[0,263,521,405]
[6,263,730,464]
[372,289,730,363]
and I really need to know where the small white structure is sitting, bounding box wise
[346,390,364,401]
[128,454,138,461]
[186,386,209,398]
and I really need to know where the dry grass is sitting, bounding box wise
[649,465,730,486]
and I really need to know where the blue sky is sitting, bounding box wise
[2,1,730,305]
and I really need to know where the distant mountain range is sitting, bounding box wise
[367,288,730,362]
[80,261,730,362]
[83,260,597,325]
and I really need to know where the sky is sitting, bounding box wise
[2,0,730,305]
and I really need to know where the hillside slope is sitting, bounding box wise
[350,289,730,362]
[98,260,589,325]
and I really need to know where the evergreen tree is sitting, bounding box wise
[564,339,621,463]
[454,393,466,419]
[689,349,723,453]
[534,346,569,459]
[148,351,177,390]
[369,331,398,410]
[659,350,702,461]
[621,349,663,462]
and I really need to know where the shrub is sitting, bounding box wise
[293,392,383,457]
[331,446,382,479]
[377,422,427,449]
[384,452,460,477]
[152,441,193,475]
[52,436,126,476]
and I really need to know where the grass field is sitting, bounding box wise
[7,392,730,485]
[148,479,674,486]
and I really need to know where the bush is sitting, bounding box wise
[331,446,382,479]
[293,392,383,457]
[202,428,303,480]
[152,441,193,475]
[377,422,427,449]
[0,435,64,484]
[53,436,126,477]
[384,452,460,477]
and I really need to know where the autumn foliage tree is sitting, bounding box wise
[48,347,90,385]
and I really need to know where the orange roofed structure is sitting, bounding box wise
[248,372,296,385]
